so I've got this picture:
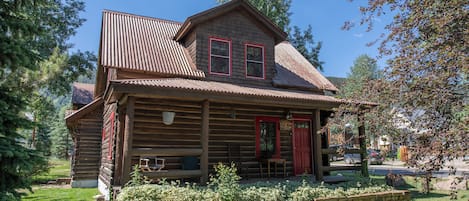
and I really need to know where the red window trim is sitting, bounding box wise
[245,43,266,79]
[255,116,281,159]
[208,36,232,76]
[108,112,115,160]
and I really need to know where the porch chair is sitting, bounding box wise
[227,143,249,178]
[139,157,165,172]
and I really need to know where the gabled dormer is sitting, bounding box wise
[174,0,287,87]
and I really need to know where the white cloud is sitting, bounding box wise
[353,33,364,38]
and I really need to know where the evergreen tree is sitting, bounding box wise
[0,0,95,199]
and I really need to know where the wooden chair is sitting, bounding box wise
[227,143,248,178]
[139,157,165,172]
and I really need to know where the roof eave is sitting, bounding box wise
[65,97,104,126]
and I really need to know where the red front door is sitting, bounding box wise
[293,120,312,175]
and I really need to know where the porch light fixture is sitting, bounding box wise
[285,111,292,120]
[162,111,176,125]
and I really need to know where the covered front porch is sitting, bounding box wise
[107,78,367,186]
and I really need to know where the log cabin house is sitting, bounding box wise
[65,0,369,199]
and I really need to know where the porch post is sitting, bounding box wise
[201,100,209,184]
[122,96,135,184]
[358,111,368,177]
[313,109,323,181]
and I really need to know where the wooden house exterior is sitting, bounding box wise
[66,83,103,187]
[66,0,369,199]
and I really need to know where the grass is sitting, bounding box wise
[23,158,99,201]
[396,176,469,201]
[330,171,469,200]
[22,187,98,201]
[32,159,71,184]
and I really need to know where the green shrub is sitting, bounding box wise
[208,162,241,201]
[240,186,285,201]
[117,163,393,201]
[116,183,219,201]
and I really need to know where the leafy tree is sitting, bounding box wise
[216,0,324,70]
[340,54,379,99]
[0,0,95,199]
[335,0,468,194]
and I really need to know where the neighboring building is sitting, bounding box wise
[65,0,368,199]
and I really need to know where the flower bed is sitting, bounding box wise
[117,163,407,201]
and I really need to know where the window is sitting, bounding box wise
[256,117,280,159]
[245,44,265,79]
[209,37,231,75]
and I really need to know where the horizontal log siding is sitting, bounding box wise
[127,97,315,179]
[132,98,202,170]
[208,103,310,177]
[71,108,103,181]
[98,103,117,187]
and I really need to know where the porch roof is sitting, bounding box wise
[65,97,103,126]
[110,78,343,108]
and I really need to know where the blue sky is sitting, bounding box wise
[69,0,389,78]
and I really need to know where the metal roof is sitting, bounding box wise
[100,10,337,92]
[100,10,205,78]
[112,78,342,104]
[274,42,338,92]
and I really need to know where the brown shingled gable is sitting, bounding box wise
[174,0,287,43]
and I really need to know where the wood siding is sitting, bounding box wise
[132,98,202,171]
[126,97,318,179]
[98,103,117,187]
[194,11,276,87]
[70,108,103,181]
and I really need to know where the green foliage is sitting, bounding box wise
[125,165,150,187]
[0,0,95,199]
[50,106,72,159]
[117,183,219,201]
[339,0,468,194]
[118,164,393,201]
[31,159,71,184]
[0,86,48,200]
[339,54,379,99]
[22,187,99,201]
[290,25,324,71]
[208,163,241,201]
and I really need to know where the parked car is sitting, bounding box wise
[344,153,361,164]
[367,149,384,165]
[344,149,384,165]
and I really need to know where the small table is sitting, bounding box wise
[259,158,286,178]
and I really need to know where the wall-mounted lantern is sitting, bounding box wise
[162,111,176,125]
[285,111,292,120]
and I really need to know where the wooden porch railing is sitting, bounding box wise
[133,148,203,179]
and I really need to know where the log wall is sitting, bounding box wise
[132,98,202,170]
[128,97,316,178]
[98,103,118,187]
[71,108,103,182]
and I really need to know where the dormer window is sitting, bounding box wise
[245,43,265,79]
[209,37,231,76]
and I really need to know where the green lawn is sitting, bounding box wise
[22,187,98,201]
[24,159,99,201]
[368,174,469,201]
[396,176,469,201]
[32,159,71,184]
